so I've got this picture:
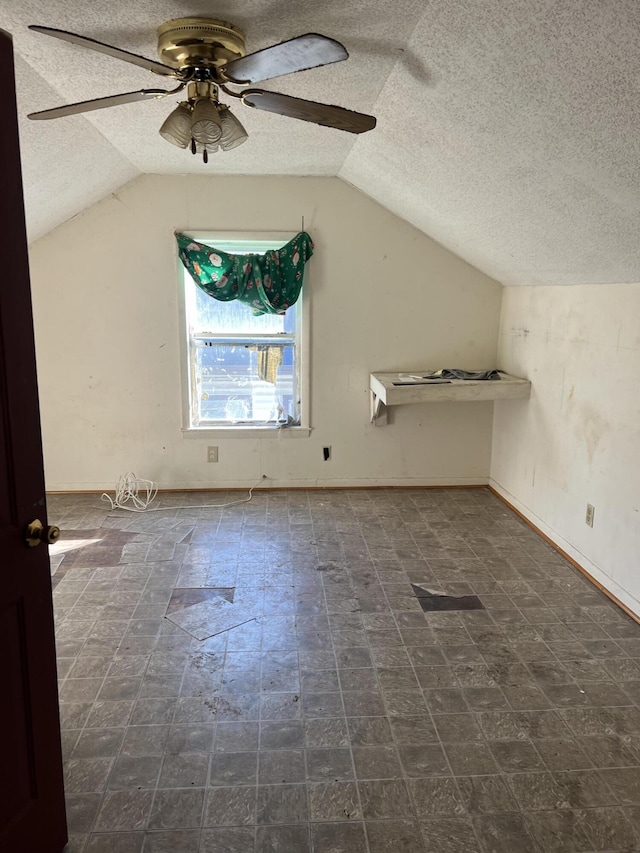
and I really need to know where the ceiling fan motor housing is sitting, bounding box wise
[156,18,246,69]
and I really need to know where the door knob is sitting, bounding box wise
[25,519,61,547]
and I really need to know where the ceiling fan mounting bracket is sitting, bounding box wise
[156,18,246,70]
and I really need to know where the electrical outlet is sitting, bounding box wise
[207,446,218,463]
[585,504,595,527]
[323,446,331,461]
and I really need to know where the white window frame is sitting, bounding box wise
[178,230,311,438]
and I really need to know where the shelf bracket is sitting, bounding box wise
[370,390,387,425]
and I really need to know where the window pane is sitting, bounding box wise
[191,283,287,334]
[182,235,302,429]
[195,342,297,425]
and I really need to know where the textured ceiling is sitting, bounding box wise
[2,0,639,284]
[341,0,640,285]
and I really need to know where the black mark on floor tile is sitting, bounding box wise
[411,584,485,612]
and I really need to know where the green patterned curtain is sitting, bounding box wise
[176,231,313,316]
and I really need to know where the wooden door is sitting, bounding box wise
[0,28,68,853]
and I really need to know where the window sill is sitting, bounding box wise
[182,426,312,439]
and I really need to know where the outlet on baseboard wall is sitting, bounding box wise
[585,504,595,527]
[207,446,218,463]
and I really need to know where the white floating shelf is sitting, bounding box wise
[370,371,531,424]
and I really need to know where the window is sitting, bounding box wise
[180,234,308,431]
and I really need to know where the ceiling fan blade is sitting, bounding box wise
[221,33,347,84]
[27,88,177,120]
[242,89,376,134]
[29,25,179,77]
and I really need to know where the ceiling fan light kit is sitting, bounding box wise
[158,81,248,160]
[190,97,222,151]
[218,106,249,151]
[158,103,192,148]
[27,17,377,163]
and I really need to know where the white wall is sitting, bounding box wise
[491,284,640,614]
[29,175,501,491]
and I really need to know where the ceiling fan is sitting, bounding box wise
[27,17,377,162]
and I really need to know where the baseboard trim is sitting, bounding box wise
[488,484,640,625]
[47,483,489,495]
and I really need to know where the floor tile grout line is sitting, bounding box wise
[73,532,192,831]
[48,488,640,852]
[106,500,215,837]
[311,500,373,853]
[288,491,317,852]
[62,556,147,775]
[362,509,437,843]
[358,493,600,849]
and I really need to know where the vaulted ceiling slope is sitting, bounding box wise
[2,0,639,285]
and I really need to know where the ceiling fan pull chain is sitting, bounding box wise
[203,148,208,164]
[191,138,197,155]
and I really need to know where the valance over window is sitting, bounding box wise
[176,231,313,315]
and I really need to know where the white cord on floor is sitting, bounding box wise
[101,473,157,511]
[100,472,265,513]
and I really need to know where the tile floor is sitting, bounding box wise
[49,487,640,852]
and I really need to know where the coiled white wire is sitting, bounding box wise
[101,472,264,513]
[101,473,158,511]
